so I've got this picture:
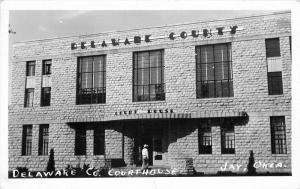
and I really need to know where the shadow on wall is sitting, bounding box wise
[167,113,249,157]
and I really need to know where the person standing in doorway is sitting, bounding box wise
[141,144,149,170]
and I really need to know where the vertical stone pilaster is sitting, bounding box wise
[105,124,123,159]
[212,126,221,155]
[32,124,39,156]
[86,128,94,156]
[123,126,134,166]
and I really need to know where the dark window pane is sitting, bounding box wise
[268,72,283,95]
[198,120,212,154]
[266,38,280,57]
[215,81,222,97]
[201,82,209,98]
[22,125,32,156]
[270,116,287,154]
[26,61,35,76]
[75,126,86,155]
[42,60,52,75]
[221,119,235,154]
[208,81,215,98]
[39,124,49,155]
[94,125,105,155]
[41,87,51,106]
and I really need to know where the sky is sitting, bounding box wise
[9,10,278,43]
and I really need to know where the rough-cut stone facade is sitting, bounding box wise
[9,11,291,175]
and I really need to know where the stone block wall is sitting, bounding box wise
[105,124,123,159]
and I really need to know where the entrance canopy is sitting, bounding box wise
[66,111,246,123]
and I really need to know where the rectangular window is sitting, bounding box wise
[133,50,165,102]
[42,59,52,75]
[270,116,287,154]
[41,87,51,106]
[39,124,49,156]
[196,43,233,98]
[26,61,35,76]
[75,126,86,155]
[198,120,212,154]
[94,125,105,155]
[266,38,280,57]
[24,88,34,107]
[22,125,32,156]
[77,55,106,104]
[221,119,235,154]
[268,72,283,95]
[266,38,283,95]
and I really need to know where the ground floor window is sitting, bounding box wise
[221,119,235,154]
[22,125,32,156]
[94,126,105,155]
[198,119,212,154]
[270,116,287,154]
[75,126,86,155]
[39,124,49,155]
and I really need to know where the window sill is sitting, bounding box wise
[76,103,106,106]
[196,96,235,101]
[268,94,284,97]
[271,153,288,157]
[132,100,166,104]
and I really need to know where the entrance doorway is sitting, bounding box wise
[138,122,164,166]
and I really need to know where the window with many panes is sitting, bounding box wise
[266,38,283,95]
[77,55,106,104]
[39,124,49,156]
[221,119,235,154]
[22,125,32,156]
[41,87,51,106]
[196,43,233,98]
[270,116,287,154]
[26,61,35,76]
[133,50,165,102]
[75,126,86,155]
[198,119,212,154]
[42,59,52,75]
[94,125,105,155]
[24,88,34,107]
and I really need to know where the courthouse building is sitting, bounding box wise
[8,11,292,174]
